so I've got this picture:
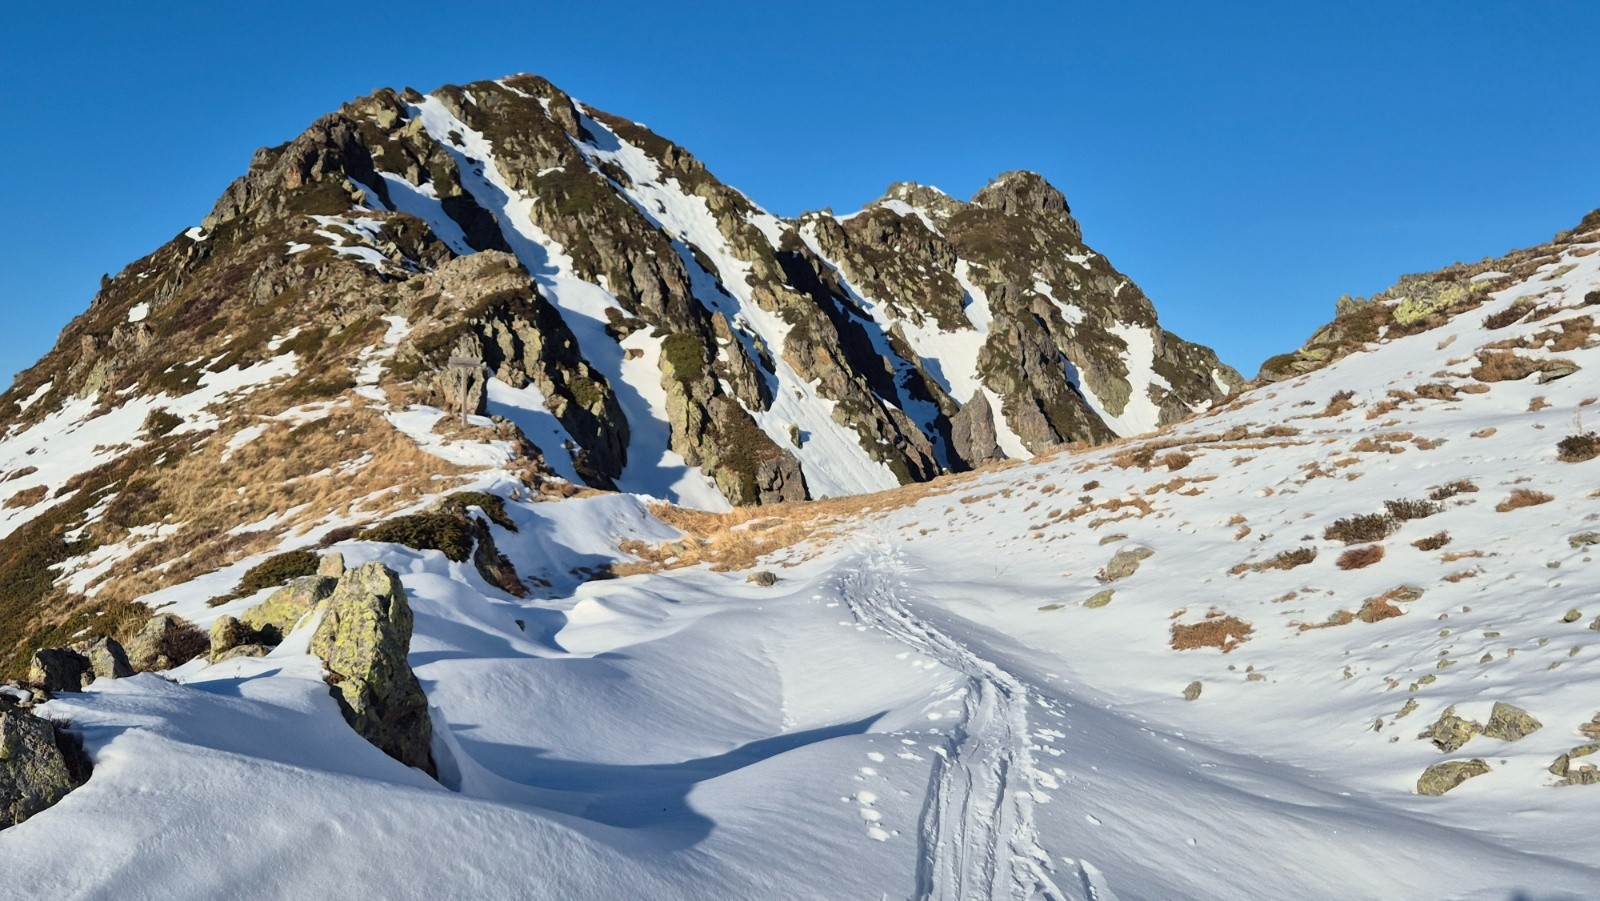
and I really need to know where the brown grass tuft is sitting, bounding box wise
[1495,488,1554,512]
[1337,544,1386,570]
[1170,615,1253,653]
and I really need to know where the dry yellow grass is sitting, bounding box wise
[85,404,497,606]
[618,469,989,575]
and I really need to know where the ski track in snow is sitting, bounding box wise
[838,540,1071,901]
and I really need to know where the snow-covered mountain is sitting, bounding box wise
[3,72,1599,899]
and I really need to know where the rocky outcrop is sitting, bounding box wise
[309,562,434,775]
[1,698,90,829]
[948,391,1004,467]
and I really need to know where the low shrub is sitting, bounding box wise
[1428,479,1477,501]
[1483,300,1533,330]
[1384,497,1442,521]
[1324,512,1397,544]
[1255,547,1317,571]
[142,408,184,438]
[237,550,320,595]
[1412,532,1451,551]
[361,512,473,562]
[1557,432,1599,463]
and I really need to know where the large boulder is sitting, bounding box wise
[26,649,93,693]
[309,562,434,775]
[1,699,88,829]
[71,637,134,681]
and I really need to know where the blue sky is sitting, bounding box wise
[2,1,1597,384]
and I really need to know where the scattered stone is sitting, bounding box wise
[746,570,778,587]
[1097,534,1128,546]
[1083,589,1115,609]
[1246,672,1266,682]
[1037,603,1063,612]
[1,701,90,829]
[309,562,434,775]
[26,648,93,693]
[1570,531,1600,550]
[1097,546,1154,582]
[1419,706,1480,752]
[1182,681,1202,701]
[1563,609,1583,623]
[1417,759,1491,796]
[1396,698,1418,719]
[1482,702,1541,741]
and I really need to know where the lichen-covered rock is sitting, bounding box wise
[241,575,337,642]
[746,571,778,587]
[1084,589,1115,609]
[1182,681,1202,701]
[0,701,84,829]
[1097,546,1154,583]
[1418,706,1480,752]
[69,637,133,681]
[1481,702,1541,742]
[26,648,93,693]
[1417,759,1490,796]
[309,562,433,775]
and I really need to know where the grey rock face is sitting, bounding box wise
[309,563,434,775]
[0,702,86,829]
[949,391,1004,467]
[70,637,134,681]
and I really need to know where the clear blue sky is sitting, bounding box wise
[3,2,1597,384]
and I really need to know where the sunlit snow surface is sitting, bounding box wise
[5,120,1600,898]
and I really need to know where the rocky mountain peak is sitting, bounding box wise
[970,170,1080,238]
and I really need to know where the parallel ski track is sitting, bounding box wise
[838,542,1067,901]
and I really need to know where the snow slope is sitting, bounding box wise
[4,222,1600,898]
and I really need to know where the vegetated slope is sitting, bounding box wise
[0,73,1238,675]
[1,197,1598,899]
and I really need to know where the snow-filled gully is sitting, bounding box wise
[837,542,1069,901]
